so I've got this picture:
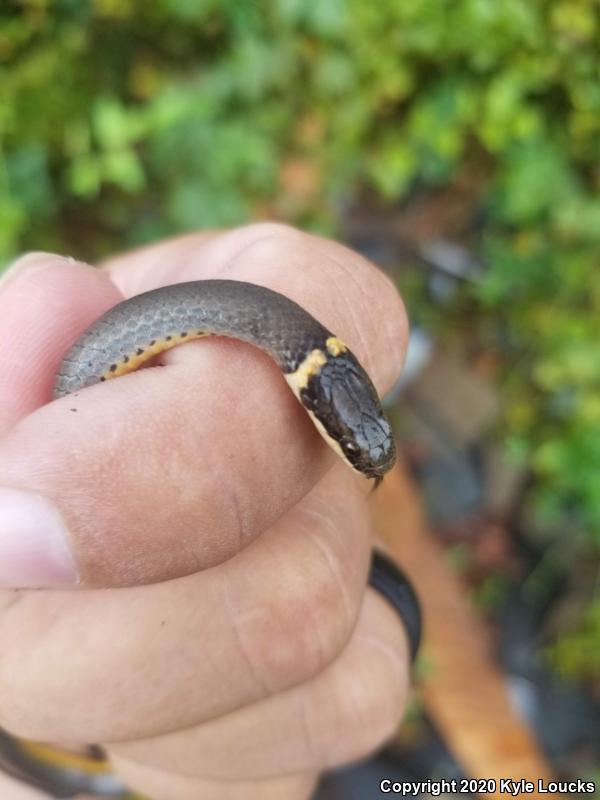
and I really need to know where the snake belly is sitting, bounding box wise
[53,279,396,482]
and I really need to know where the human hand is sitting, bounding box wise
[0,223,411,800]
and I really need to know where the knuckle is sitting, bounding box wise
[354,265,408,391]
[327,637,410,766]
[237,221,305,249]
[240,561,355,693]
[379,274,410,377]
[0,639,37,739]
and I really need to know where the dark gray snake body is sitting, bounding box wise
[54,280,396,481]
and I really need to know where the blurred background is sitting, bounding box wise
[0,0,598,796]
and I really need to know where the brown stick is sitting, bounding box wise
[372,462,554,796]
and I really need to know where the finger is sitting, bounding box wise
[109,759,319,800]
[105,222,408,392]
[108,591,410,779]
[0,332,329,587]
[0,465,371,743]
[102,230,219,295]
[0,255,123,589]
[0,772,55,800]
[0,226,407,588]
[0,253,121,435]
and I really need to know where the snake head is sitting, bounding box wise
[300,350,396,481]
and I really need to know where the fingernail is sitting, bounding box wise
[0,487,79,588]
[0,252,77,290]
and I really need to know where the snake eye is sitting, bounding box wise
[345,442,358,452]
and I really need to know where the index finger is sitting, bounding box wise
[105,222,406,388]
[0,224,408,588]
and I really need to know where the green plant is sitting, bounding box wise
[545,597,600,685]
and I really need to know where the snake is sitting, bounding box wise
[53,280,396,483]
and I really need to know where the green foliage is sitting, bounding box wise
[1,2,597,253]
[478,229,600,546]
[0,1,598,673]
[545,597,600,684]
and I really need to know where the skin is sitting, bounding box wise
[0,224,410,799]
[0,772,95,800]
